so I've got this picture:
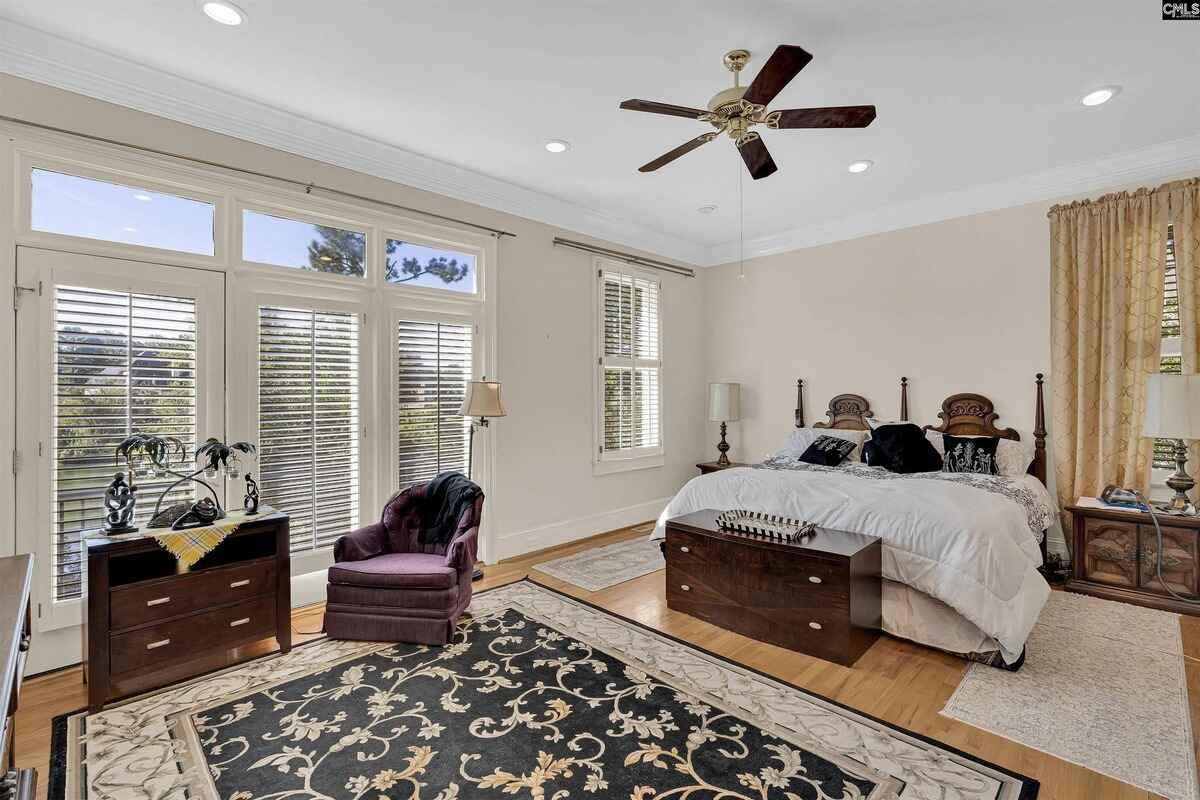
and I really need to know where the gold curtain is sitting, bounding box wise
[1171,179,1200,468]
[1050,188,1168,527]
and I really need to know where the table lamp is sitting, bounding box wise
[1143,374,1200,513]
[460,378,506,580]
[708,382,741,466]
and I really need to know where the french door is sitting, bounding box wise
[14,247,224,666]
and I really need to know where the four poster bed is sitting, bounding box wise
[653,375,1053,668]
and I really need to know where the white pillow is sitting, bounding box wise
[925,430,1034,477]
[779,427,867,462]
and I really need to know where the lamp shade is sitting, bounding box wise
[1143,374,1200,439]
[708,382,741,422]
[460,380,506,418]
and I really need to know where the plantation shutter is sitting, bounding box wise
[599,269,662,454]
[1155,226,1182,469]
[53,286,198,601]
[258,306,360,553]
[396,320,472,488]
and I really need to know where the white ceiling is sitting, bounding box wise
[1,1,1198,265]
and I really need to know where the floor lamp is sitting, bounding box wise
[461,378,506,581]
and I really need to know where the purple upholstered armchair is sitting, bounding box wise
[325,479,484,644]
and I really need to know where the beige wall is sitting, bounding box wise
[0,74,708,566]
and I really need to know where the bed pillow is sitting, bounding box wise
[925,430,1032,477]
[779,427,866,461]
[941,434,1000,474]
[798,435,858,466]
[862,422,943,473]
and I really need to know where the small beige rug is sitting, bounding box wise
[533,526,663,591]
[942,591,1196,800]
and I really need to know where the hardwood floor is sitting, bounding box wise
[15,521,1200,800]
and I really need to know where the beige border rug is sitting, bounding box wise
[532,525,663,591]
[942,590,1196,800]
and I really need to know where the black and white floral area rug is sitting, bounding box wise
[52,580,1037,800]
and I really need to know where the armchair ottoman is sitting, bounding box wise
[325,478,483,645]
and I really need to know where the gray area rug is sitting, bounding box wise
[942,590,1195,800]
[533,528,663,591]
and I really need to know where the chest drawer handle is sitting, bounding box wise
[808,622,822,630]
[680,584,691,592]
[808,576,822,584]
[229,579,251,589]
[679,546,690,553]
[146,638,171,650]
[146,596,171,607]
[229,617,251,628]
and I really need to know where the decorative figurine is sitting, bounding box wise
[171,497,222,530]
[102,472,138,534]
[244,473,260,514]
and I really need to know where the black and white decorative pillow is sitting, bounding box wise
[799,435,858,466]
[942,434,1000,475]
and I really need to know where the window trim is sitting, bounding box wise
[237,201,373,284]
[592,258,665,475]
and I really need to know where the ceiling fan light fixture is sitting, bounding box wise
[201,1,246,26]
[848,160,874,174]
[1081,85,1120,106]
[544,139,571,154]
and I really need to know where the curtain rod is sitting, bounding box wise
[553,237,695,278]
[0,114,518,240]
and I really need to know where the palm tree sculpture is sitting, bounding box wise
[115,434,256,523]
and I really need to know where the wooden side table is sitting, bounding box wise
[696,461,747,475]
[1065,500,1200,615]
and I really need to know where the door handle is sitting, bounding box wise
[146,596,171,607]
[229,617,251,627]
[146,638,171,650]
[229,579,251,589]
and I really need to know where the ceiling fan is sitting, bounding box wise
[619,45,876,180]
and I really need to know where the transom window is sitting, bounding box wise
[243,210,366,278]
[386,239,477,294]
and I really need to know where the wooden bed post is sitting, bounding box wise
[1031,373,1047,486]
[900,377,909,422]
[794,378,805,428]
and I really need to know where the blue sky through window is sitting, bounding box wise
[31,169,215,255]
[386,239,476,294]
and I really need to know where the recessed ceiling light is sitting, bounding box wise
[122,226,138,233]
[133,193,152,202]
[201,1,246,26]
[848,160,873,174]
[697,204,718,215]
[1081,85,1120,106]
[544,139,571,154]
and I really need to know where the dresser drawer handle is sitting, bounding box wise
[808,622,822,630]
[146,596,171,607]
[229,579,251,589]
[146,638,171,650]
[808,576,822,584]
[680,584,691,592]
[229,617,251,628]
[679,546,690,553]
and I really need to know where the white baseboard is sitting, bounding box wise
[292,568,329,608]
[493,496,670,562]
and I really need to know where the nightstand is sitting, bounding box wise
[1065,499,1200,615]
[696,461,747,475]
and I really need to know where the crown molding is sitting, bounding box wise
[707,132,1200,265]
[0,18,709,266]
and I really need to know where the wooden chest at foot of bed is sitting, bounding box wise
[664,509,882,666]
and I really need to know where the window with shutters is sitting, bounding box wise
[396,320,473,488]
[1155,225,1182,470]
[52,286,198,601]
[257,306,360,554]
[596,264,663,470]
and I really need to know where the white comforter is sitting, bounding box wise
[652,465,1052,663]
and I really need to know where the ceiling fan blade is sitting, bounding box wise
[774,105,877,128]
[639,133,717,172]
[619,99,708,119]
[738,136,778,180]
[741,45,813,107]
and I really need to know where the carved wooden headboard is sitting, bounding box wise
[923,374,1048,486]
[794,377,908,431]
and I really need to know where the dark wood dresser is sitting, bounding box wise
[1065,500,1200,614]
[664,509,882,666]
[84,512,291,711]
[1,555,35,800]
[696,461,747,475]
